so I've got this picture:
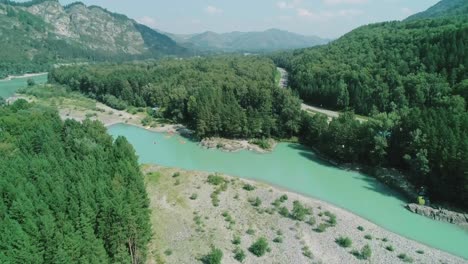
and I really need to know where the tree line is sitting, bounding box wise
[274,14,468,209]
[0,100,151,263]
[49,56,302,139]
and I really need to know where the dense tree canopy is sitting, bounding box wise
[0,101,151,263]
[274,16,467,114]
[276,13,468,209]
[49,56,302,139]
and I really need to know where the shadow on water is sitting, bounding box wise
[287,143,408,202]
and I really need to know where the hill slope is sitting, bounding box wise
[170,28,328,53]
[406,0,468,21]
[273,0,468,209]
[0,0,187,77]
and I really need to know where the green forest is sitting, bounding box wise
[273,13,468,209]
[0,100,151,263]
[49,56,302,139]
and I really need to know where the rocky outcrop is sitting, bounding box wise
[406,203,468,227]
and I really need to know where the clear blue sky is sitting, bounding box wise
[56,0,439,38]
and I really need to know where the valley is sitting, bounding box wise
[0,0,467,263]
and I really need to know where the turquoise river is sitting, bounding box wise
[0,73,48,99]
[108,123,468,259]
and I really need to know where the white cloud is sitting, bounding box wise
[136,16,158,28]
[323,0,368,5]
[205,5,223,15]
[401,7,412,15]
[297,8,362,20]
[277,0,302,9]
[297,8,314,17]
[337,9,364,16]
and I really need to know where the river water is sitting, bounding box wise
[0,74,48,99]
[109,123,468,259]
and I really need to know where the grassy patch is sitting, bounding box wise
[243,183,256,191]
[385,245,394,252]
[201,247,223,264]
[364,234,372,240]
[273,236,283,243]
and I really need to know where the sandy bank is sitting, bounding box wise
[143,165,466,264]
[0,72,47,82]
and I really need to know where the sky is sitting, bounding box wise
[56,0,440,38]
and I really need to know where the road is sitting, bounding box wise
[277,67,367,122]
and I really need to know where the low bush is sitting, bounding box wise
[398,253,414,263]
[232,235,241,245]
[190,193,198,200]
[273,237,283,243]
[233,247,246,262]
[357,226,364,231]
[249,237,270,257]
[207,174,225,185]
[314,223,329,233]
[385,245,394,252]
[335,236,352,248]
[201,247,223,264]
[364,234,372,240]
[243,184,256,191]
[351,244,371,260]
[302,246,313,259]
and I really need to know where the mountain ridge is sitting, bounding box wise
[405,0,468,21]
[167,28,329,53]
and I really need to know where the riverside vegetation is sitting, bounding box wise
[0,100,151,263]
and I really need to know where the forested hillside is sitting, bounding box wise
[0,100,151,263]
[169,28,328,53]
[274,1,468,210]
[49,56,302,139]
[0,0,187,78]
[406,0,468,21]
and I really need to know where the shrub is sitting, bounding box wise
[102,94,127,110]
[249,138,271,149]
[207,174,225,185]
[335,236,352,248]
[174,179,180,185]
[276,230,283,236]
[364,234,372,240]
[243,184,256,191]
[324,211,337,226]
[357,226,364,231]
[416,250,424,254]
[279,206,289,217]
[302,246,313,259]
[352,244,371,260]
[201,247,223,264]
[232,235,241,245]
[249,197,262,207]
[306,216,316,226]
[273,236,283,243]
[361,245,372,260]
[190,193,198,200]
[398,253,413,263]
[172,172,181,178]
[246,228,255,235]
[248,237,270,257]
[382,237,388,242]
[385,245,394,252]
[279,194,288,202]
[233,247,246,262]
[314,223,329,233]
[290,200,311,221]
[164,249,172,256]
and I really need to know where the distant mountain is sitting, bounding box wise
[168,29,329,53]
[406,0,468,21]
[0,0,187,77]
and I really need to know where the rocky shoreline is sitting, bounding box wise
[406,204,468,228]
[199,137,276,154]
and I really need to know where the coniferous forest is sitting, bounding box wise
[0,100,151,263]
[273,13,468,209]
[48,56,302,139]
